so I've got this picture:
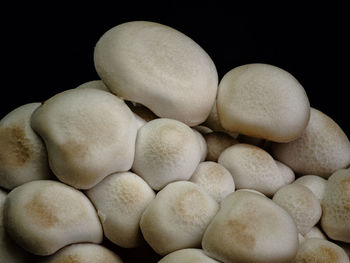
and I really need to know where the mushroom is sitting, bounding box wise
[3,180,103,255]
[293,238,349,263]
[272,183,322,235]
[158,248,220,263]
[132,118,202,190]
[218,143,295,196]
[30,88,138,189]
[41,243,123,263]
[216,63,310,142]
[139,181,219,255]
[192,129,208,162]
[189,161,235,203]
[126,102,158,122]
[235,188,266,196]
[303,226,327,240]
[204,131,239,162]
[85,171,155,248]
[321,169,350,242]
[202,191,299,263]
[275,160,295,185]
[294,175,327,201]
[271,108,350,178]
[1,188,33,263]
[75,80,110,92]
[0,103,51,190]
[94,21,218,126]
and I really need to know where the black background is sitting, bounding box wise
[1,4,349,262]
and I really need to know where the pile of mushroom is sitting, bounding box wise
[0,20,349,263]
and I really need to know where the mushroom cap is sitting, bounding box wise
[294,238,349,263]
[272,108,350,178]
[303,226,327,240]
[204,131,238,162]
[86,171,155,248]
[42,243,123,263]
[139,181,219,255]
[1,189,33,263]
[3,180,103,255]
[321,169,350,242]
[275,160,295,185]
[158,248,220,263]
[75,80,109,92]
[192,129,208,162]
[218,143,294,196]
[132,118,202,190]
[272,183,322,235]
[189,161,235,203]
[294,175,327,201]
[202,191,298,263]
[216,63,310,142]
[31,88,137,189]
[94,21,218,126]
[0,103,51,190]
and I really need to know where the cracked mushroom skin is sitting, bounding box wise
[0,103,51,190]
[86,171,155,248]
[132,118,202,190]
[321,169,350,242]
[202,191,299,263]
[30,88,137,189]
[216,63,310,142]
[139,181,218,255]
[3,180,103,256]
[42,243,123,263]
[94,21,218,126]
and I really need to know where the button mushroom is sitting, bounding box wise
[158,248,220,263]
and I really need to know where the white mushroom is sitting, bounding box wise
[1,189,33,263]
[126,102,158,122]
[235,188,266,196]
[294,175,327,201]
[192,129,208,162]
[202,191,299,263]
[303,226,327,240]
[30,88,138,189]
[272,183,322,235]
[42,243,123,263]
[132,118,202,190]
[216,63,310,142]
[293,238,349,263]
[0,103,51,190]
[139,181,219,255]
[321,169,350,242]
[158,248,220,263]
[189,161,235,203]
[272,108,350,178]
[218,143,295,196]
[75,80,109,92]
[3,180,103,255]
[275,160,295,185]
[94,21,218,126]
[204,131,239,162]
[85,171,155,248]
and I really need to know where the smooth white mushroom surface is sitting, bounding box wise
[3,180,103,256]
[293,238,349,263]
[42,243,123,263]
[189,161,235,203]
[94,21,218,126]
[216,63,310,142]
[294,175,327,201]
[0,103,51,190]
[31,88,138,189]
[218,143,294,196]
[75,79,110,92]
[272,108,350,178]
[303,226,326,240]
[202,191,299,263]
[158,248,220,263]
[321,169,350,242]
[86,172,155,248]
[204,131,239,162]
[0,189,32,263]
[192,129,208,162]
[140,181,219,255]
[272,183,322,235]
[132,118,202,190]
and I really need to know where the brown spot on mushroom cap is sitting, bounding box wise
[226,219,256,249]
[0,125,33,167]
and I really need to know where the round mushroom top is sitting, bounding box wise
[94,21,218,126]
[216,63,310,142]
[158,248,220,263]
